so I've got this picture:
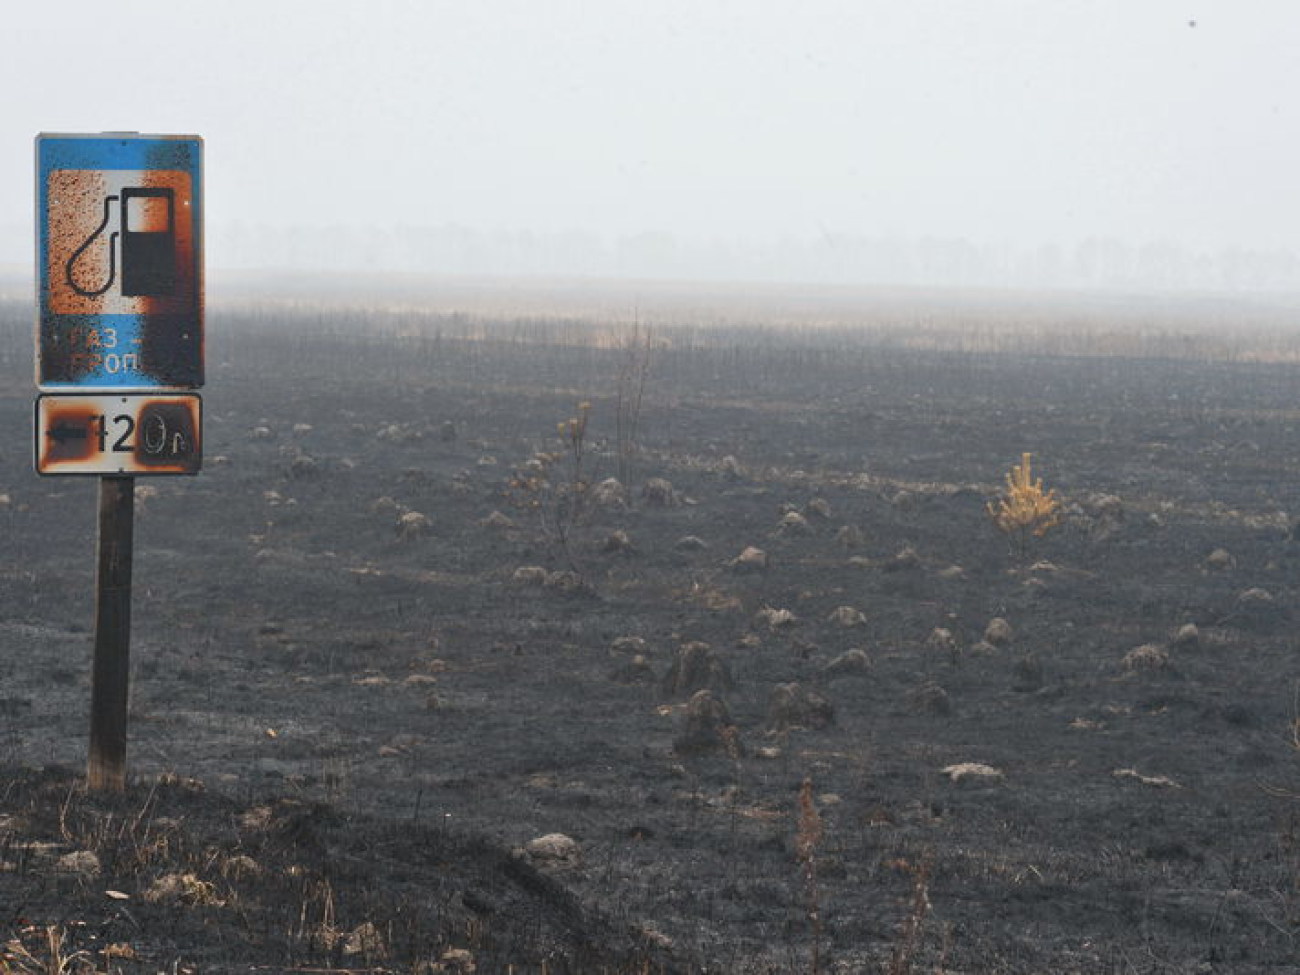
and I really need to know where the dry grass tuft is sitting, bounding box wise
[143,871,223,906]
[2,925,96,975]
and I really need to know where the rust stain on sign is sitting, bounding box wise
[37,134,203,390]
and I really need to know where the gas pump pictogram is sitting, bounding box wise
[39,135,203,390]
[64,186,178,298]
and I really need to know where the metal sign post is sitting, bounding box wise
[88,476,134,792]
[35,133,204,792]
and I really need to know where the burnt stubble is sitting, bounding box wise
[3,289,1300,972]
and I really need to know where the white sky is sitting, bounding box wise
[4,1,1299,285]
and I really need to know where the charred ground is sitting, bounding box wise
[3,286,1300,972]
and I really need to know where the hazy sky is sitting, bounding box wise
[4,1,1299,285]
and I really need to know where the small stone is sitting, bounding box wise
[511,566,549,586]
[1205,548,1234,570]
[984,617,1014,646]
[480,510,514,529]
[909,680,951,715]
[777,511,811,535]
[1113,767,1179,789]
[754,606,797,630]
[925,627,957,654]
[942,763,1004,784]
[611,636,648,654]
[396,510,432,540]
[525,833,581,867]
[731,546,769,572]
[827,606,867,628]
[822,648,869,679]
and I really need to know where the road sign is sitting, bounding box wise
[36,133,203,390]
[35,393,202,475]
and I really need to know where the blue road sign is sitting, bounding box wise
[37,133,203,390]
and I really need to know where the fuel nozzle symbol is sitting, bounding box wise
[65,187,177,298]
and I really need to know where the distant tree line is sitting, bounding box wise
[207,222,1300,293]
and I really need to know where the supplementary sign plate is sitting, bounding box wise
[35,393,202,476]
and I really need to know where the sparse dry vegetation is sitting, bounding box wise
[3,287,1300,972]
[615,321,655,488]
[505,400,594,574]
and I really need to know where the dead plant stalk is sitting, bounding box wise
[795,777,824,975]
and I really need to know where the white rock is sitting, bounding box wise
[941,763,1004,783]
[525,832,581,867]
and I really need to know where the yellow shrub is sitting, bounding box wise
[987,453,1061,543]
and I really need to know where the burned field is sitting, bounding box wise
[4,289,1300,972]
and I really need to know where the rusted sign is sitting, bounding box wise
[36,134,203,390]
[35,393,202,476]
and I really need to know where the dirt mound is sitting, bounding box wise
[0,766,682,973]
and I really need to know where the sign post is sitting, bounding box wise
[89,476,134,792]
[35,133,204,792]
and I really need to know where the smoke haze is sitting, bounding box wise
[4,2,1299,292]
